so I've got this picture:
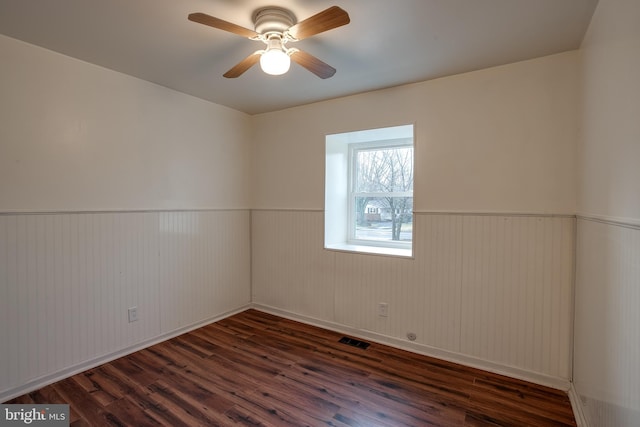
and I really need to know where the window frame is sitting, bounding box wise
[324,124,415,258]
[347,139,414,250]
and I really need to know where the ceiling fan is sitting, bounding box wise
[188,6,350,79]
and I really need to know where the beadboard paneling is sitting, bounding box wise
[460,216,574,379]
[251,210,335,320]
[157,211,251,332]
[0,210,250,401]
[251,210,575,383]
[334,214,464,353]
[574,218,640,426]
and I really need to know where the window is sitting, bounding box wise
[325,124,414,257]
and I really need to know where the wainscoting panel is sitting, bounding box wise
[333,214,464,353]
[574,218,640,426]
[251,210,335,321]
[251,210,575,384]
[459,215,574,379]
[0,210,250,401]
[157,211,251,332]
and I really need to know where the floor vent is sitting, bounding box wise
[339,336,370,349]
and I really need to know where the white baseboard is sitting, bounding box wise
[0,304,251,403]
[252,303,571,391]
[568,383,589,427]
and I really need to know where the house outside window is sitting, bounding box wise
[325,124,414,257]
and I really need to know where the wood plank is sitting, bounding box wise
[102,398,162,427]
[6,309,576,426]
[27,385,83,424]
[52,378,127,426]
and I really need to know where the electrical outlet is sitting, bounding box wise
[378,302,388,317]
[128,306,138,323]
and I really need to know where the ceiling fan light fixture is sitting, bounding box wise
[259,36,291,75]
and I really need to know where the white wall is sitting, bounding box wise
[577,0,640,223]
[252,51,578,214]
[0,35,252,401]
[251,51,579,386]
[574,0,640,425]
[0,35,251,212]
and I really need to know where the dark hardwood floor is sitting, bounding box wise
[7,309,577,426]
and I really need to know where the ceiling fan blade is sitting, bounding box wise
[290,50,336,79]
[287,6,350,40]
[188,13,259,39]
[223,51,262,78]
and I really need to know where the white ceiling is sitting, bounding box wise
[0,0,598,115]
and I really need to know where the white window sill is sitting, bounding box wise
[325,243,413,258]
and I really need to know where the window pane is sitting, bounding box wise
[354,197,413,242]
[355,146,413,193]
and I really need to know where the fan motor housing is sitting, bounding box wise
[253,7,296,34]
